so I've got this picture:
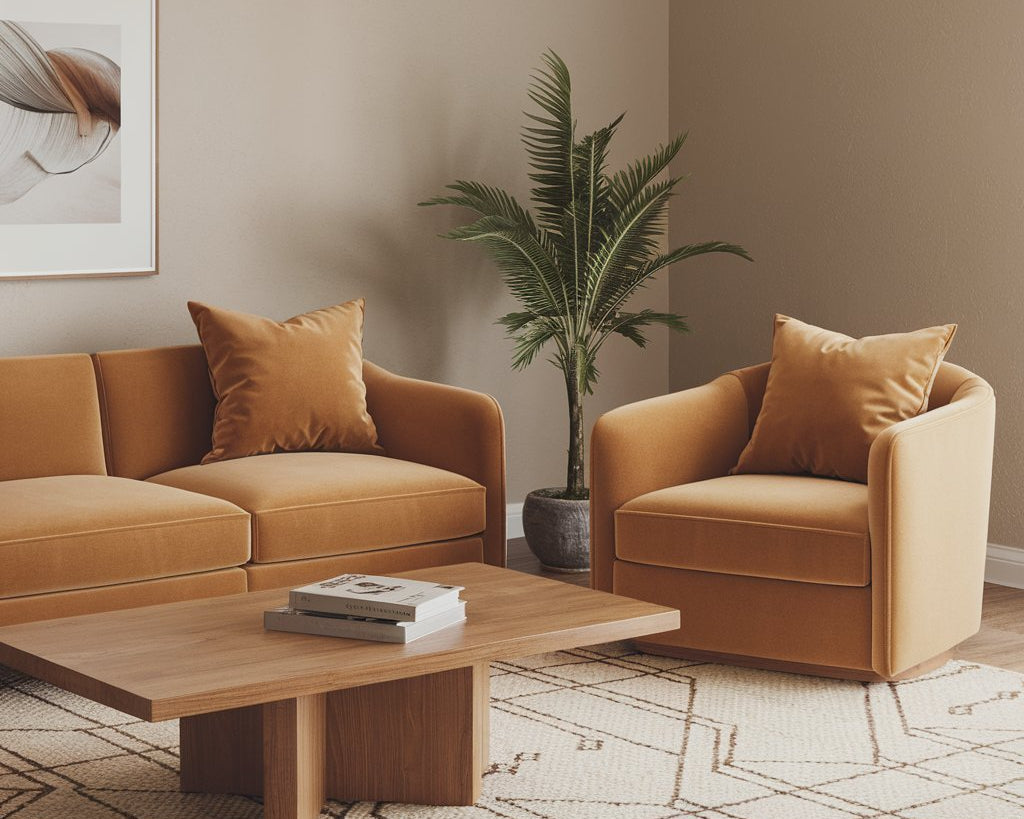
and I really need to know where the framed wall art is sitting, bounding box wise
[0,0,156,278]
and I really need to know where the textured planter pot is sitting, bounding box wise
[522,488,590,573]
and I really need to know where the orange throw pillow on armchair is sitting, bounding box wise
[731,314,956,483]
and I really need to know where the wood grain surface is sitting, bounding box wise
[263,694,326,819]
[179,704,262,794]
[0,562,679,721]
[325,663,488,805]
[955,583,1024,672]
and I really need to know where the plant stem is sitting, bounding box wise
[565,359,586,498]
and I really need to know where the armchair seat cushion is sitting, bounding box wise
[0,476,250,598]
[615,474,869,586]
[148,452,486,563]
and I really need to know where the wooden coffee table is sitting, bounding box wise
[0,562,678,818]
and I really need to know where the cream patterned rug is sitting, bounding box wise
[1,643,1023,818]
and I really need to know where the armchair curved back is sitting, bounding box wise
[929,361,989,409]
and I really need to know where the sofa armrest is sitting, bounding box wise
[363,362,506,567]
[589,373,752,592]
[867,377,996,677]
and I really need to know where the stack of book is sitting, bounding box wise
[264,573,466,643]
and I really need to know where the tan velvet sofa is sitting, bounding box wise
[0,345,505,626]
[591,360,995,681]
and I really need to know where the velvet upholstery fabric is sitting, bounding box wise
[93,346,506,567]
[363,362,507,568]
[0,354,106,481]
[733,315,957,483]
[0,344,506,627]
[589,373,751,594]
[243,537,484,591]
[591,360,995,679]
[148,452,485,563]
[0,476,250,597]
[0,569,247,627]
[616,474,869,586]
[188,299,382,463]
[93,345,215,480]
[614,560,873,670]
[867,364,996,676]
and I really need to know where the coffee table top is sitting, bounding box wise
[0,563,678,722]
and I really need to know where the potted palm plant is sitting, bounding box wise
[421,51,750,571]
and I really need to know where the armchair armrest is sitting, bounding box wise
[363,362,506,567]
[867,375,996,677]
[589,373,751,591]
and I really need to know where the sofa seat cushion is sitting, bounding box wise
[0,476,251,598]
[615,474,869,586]
[148,452,486,563]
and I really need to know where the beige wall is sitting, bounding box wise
[0,0,670,503]
[668,0,1024,548]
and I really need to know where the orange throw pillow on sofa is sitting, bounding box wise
[731,314,956,483]
[188,298,382,464]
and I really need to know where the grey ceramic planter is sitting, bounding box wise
[522,488,590,572]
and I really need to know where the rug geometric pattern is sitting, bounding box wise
[1,643,1023,818]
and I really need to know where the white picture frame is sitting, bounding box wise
[0,0,156,278]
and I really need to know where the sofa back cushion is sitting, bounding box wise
[0,354,106,480]
[93,345,215,479]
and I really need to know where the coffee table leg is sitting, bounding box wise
[180,706,262,795]
[324,663,490,805]
[262,694,326,819]
[179,664,489,808]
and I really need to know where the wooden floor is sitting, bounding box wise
[507,538,1024,673]
[955,583,1024,672]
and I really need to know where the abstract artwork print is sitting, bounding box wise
[0,19,121,224]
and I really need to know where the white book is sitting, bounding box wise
[288,573,464,621]
[264,601,467,644]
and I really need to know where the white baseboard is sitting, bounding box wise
[506,502,524,541]
[986,543,1024,589]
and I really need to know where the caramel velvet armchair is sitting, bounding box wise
[590,361,995,681]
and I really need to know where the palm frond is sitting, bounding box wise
[505,314,562,370]
[607,133,687,213]
[583,178,677,311]
[443,215,568,318]
[647,241,753,270]
[522,50,575,234]
[572,114,622,262]
[419,181,537,235]
[423,181,566,272]
[591,241,752,323]
[603,310,690,348]
[498,311,539,333]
